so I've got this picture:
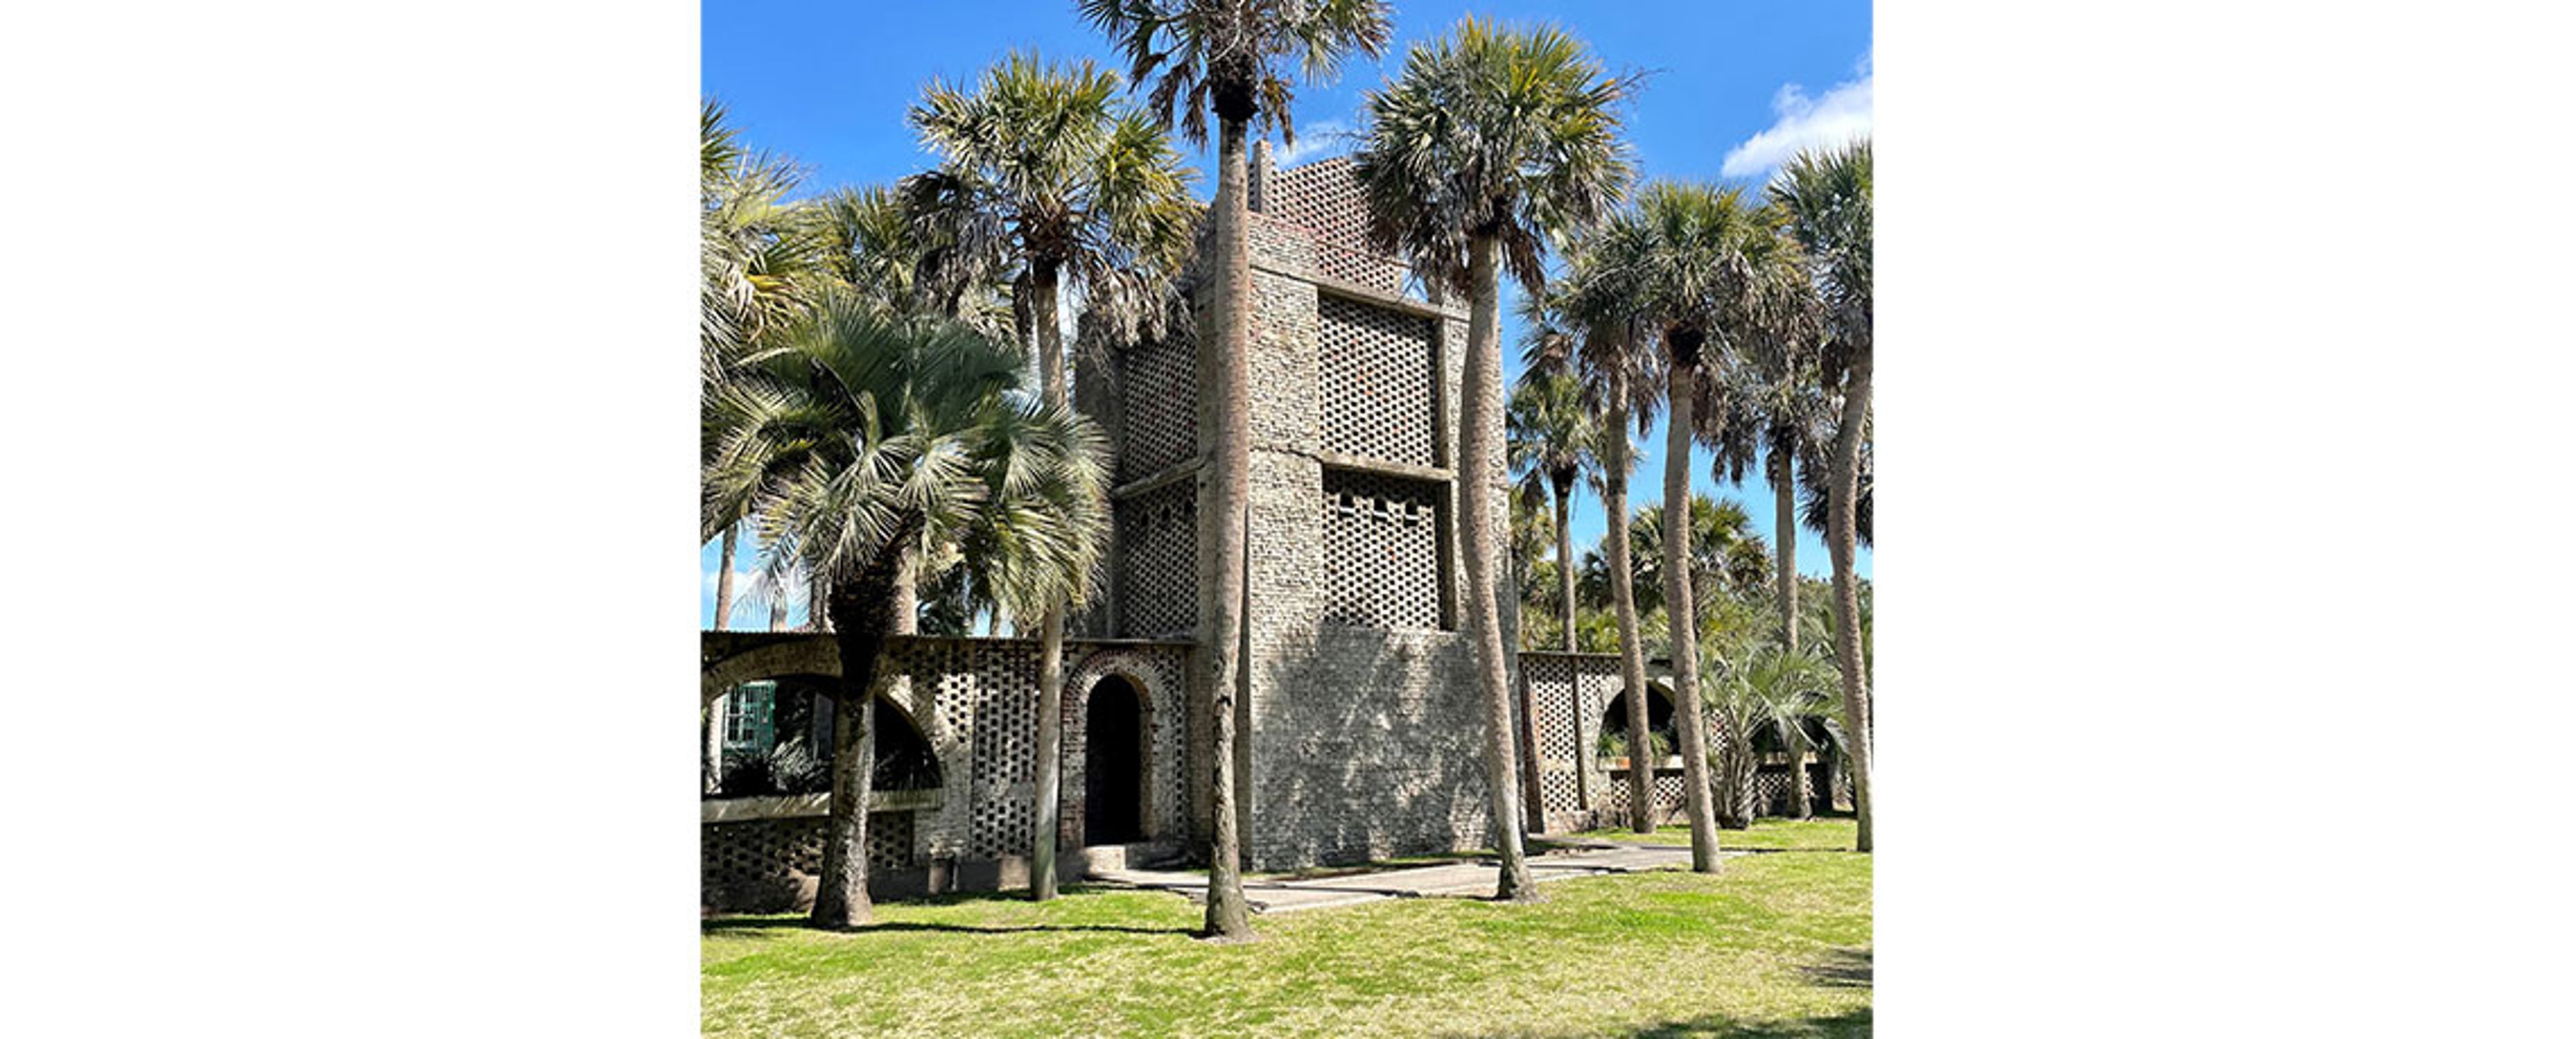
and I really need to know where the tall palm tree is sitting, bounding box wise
[910,52,1197,900]
[1770,140,1872,851]
[1507,374,1597,653]
[1083,0,1391,942]
[1505,375,1591,830]
[1355,18,1633,899]
[703,101,834,639]
[702,294,1110,928]
[1528,243,1664,833]
[1584,182,1801,871]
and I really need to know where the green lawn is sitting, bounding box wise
[703,819,1870,1038]
[1564,817,1861,853]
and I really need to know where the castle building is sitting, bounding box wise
[698,150,1743,912]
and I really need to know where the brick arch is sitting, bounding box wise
[1061,646,1187,849]
[700,637,961,806]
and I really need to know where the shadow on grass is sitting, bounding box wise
[702,887,1199,937]
[1439,1007,1872,1038]
[1800,946,1872,989]
[700,916,1194,936]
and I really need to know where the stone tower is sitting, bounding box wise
[1080,143,1514,870]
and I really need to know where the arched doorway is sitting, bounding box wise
[1083,676,1147,846]
[1597,687,1677,761]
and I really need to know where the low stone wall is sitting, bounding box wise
[699,633,1190,914]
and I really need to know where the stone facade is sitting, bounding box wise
[704,152,1773,901]
[1091,147,1519,870]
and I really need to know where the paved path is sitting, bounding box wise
[1092,844,1735,914]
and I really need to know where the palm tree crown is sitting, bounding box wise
[1080,0,1393,144]
[701,295,1108,618]
[908,53,1198,313]
[1507,374,1597,515]
[1351,17,1635,294]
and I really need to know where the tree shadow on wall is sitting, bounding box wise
[1252,627,1492,874]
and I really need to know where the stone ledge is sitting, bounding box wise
[700,788,943,823]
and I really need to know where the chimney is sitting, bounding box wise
[1249,138,1274,213]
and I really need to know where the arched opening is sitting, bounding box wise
[1083,675,1148,846]
[1596,686,1678,763]
[706,676,941,798]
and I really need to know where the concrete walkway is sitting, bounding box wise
[1091,844,1731,914]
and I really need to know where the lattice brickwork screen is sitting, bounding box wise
[1118,325,1196,482]
[1116,482,1198,639]
[966,647,1040,859]
[700,813,917,911]
[1527,655,1585,813]
[1322,468,1447,631]
[1267,158,1405,292]
[1319,294,1438,467]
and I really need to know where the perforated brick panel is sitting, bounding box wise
[700,813,916,913]
[1116,481,1198,639]
[1525,655,1584,813]
[1318,294,1438,467]
[1322,468,1447,631]
[1117,324,1196,482]
[1595,766,1692,826]
[1755,770,1790,817]
[966,646,1040,860]
[1267,157,1405,292]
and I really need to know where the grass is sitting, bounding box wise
[1564,817,1860,853]
[703,818,1870,1038]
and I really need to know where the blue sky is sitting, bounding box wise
[702,0,1874,627]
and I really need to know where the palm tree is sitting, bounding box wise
[1625,495,1772,617]
[1505,376,1591,831]
[703,101,834,639]
[1705,634,1839,827]
[1354,18,1633,899]
[910,53,1197,899]
[1584,182,1801,872]
[1770,140,1872,851]
[1527,243,1663,834]
[1083,0,1391,942]
[1754,643,1842,820]
[702,294,1110,928]
[1694,598,1770,829]
[1507,374,1597,654]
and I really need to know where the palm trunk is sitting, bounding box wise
[1663,335,1721,873]
[892,551,918,637]
[1030,260,1069,900]
[1554,478,1578,651]
[810,573,830,633]
[1723,722,1754,828]
[1772,447,1797,652]
[1461,234,1537,900]
[713,525,739,631]
[811,544,907,930]
[708,526,737,794]
[1601,387,1654,833]
[1517,474,1578,835]
[1828,353,1873,852]
[1198,113,1254,940]
[1786,718,1814,820]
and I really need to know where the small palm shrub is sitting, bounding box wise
[1597,728,1674,762]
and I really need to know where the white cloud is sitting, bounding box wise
[1719,56,1872,180]
[1275,119,1354,166]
